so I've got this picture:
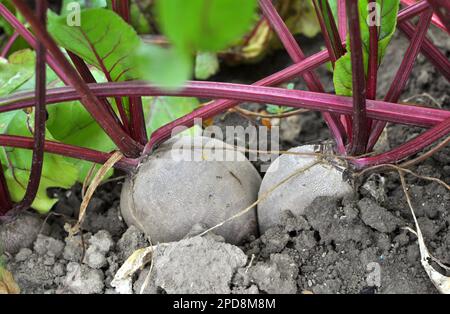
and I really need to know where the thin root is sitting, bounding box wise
[356,163,450,191]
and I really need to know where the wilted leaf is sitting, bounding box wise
[195,52,219,80]
[0,267,20,294]
[111,246,156,294]
[282,0,321,38]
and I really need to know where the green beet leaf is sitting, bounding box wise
[133,43,192,90]
[266,83,296,114]
[133,0,257,88]
[145,96,201,137]
[46,100,116,181]
[195,52,219,80]
[48,8,140,82]
[0,49,35,96]
[0,111,78,213]
[156,0,257,52]
[332,0,399,96]
[130,1,153,34]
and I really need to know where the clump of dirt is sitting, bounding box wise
[134,234,248,294]
[4,164,448,295]
[237,191,446,294]
[3,221,151,294]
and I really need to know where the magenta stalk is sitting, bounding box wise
[396,1,450,81]
[426,0,450,33]
[1,80,448,129]
[400,0,448,33]
[312,0,346,64]
[67,51,126,131]
[0,135,137,172]
[112,0,131,24]
[354,116,450,168]
[259,0,346,153]
[0,3,70,84]
[12,0,143,158]
[0,167,12,214]
[13,0,48,212]
[0,80,448,171]
[312,0,351,140]
[337,0,347,39]
[129,96,148,146]
[366,0,379,102]
[399,20,450,82]
[385,9,433,103]
[346,0,369,155]
[0,31,19,58]
[368,9,434,150]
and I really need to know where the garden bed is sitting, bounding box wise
[1,28,449,294]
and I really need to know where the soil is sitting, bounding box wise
[1,27,449,294]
